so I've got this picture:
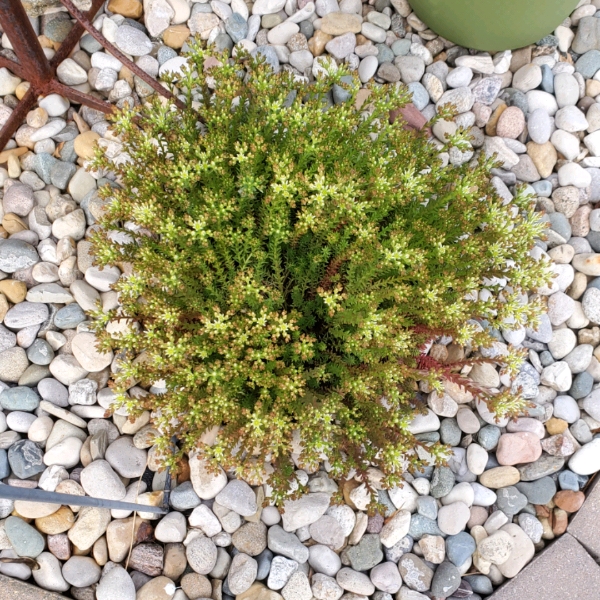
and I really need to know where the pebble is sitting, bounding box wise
[229,553,258,594]
[5,516,45,557]
[114,25,153,55]
[430,561,460,597]
[569,438,600,474]
[187,535,218,574]
[398,554,433,592]
[496,432,542,465]
[96,564,136,600]
[80,460,126,500]
[497,524,535,578]
[446,532,476,567]
[62,556,101,587]
[437,502,470,535]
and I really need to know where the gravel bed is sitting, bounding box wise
[1,0,600,599]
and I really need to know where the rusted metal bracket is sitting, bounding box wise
[0,0,182,151]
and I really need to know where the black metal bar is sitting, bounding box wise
[0,484,168,514]
[0,0,52,82]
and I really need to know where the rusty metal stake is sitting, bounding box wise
[0,0,182,151]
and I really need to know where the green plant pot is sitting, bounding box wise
[409,0,580,51]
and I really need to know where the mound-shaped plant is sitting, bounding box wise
[90,46,551,504]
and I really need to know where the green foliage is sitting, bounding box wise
[90,45,551,504]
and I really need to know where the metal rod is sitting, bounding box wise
[58,0,186,111]
[0,0,52,82]
[49,0,106,69]
[49,80,115,114]
[0,484,168,514]
[0,55,27,80]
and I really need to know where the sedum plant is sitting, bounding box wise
[90,46,551,505]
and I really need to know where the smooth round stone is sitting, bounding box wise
[0,347,28,383]
[554,395,581,423]
[470,481,497,506]
[0,386,40,411]
[407,409,440,434]
[496,487,528,516]
[558,470,581,491]
[430,561,460,597]
[80,460,126,500]
[0,239,39,273]
[528,108,552,143]
[478,425,501,450]
[170,480,201,510]
[187,535,217,574]
[62,556,101,587]
[27,339,54,365]
[114,25,152,55]
[515,477,557,505]
[479,467,520,489]
[456,408,480,434]
[416,496,437,521]
[71,332,114,373]
[437,502,470,535]
[37,378,69,407]
[466,444,488,476]
[496,433,542,466]
[497,523,535,578]
[430,466,455,499]
[569,438,600,475]
[358,55,378,83]
[407,82,429,111]
[478,530,514,565]
[310,515,345,548]
[446,66,473,88]
[155,511,187,544]
[4,304,48,333]
[441,482,474,508]
[398,554,433,592]
[368,562,401,594]
[8,439,45,479]
[516,511,543,544]
[570,419,593,445]
[440,419,462,445]
[105,436,147,478]
[189,454,228,500]
[255,549,273,580]
[570,372,594,400]
[49,355,89,386]
[216,479,258,517]
[309,543,342,576]
[44,436,84,468]
[54,303,86,329]
[5,516,45,557]
[506,418,544,439]
[96,564,136,600]
[445,532,476,567]
[32,552,69,593]
[518,455,565,481]
[336,567,375,595]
